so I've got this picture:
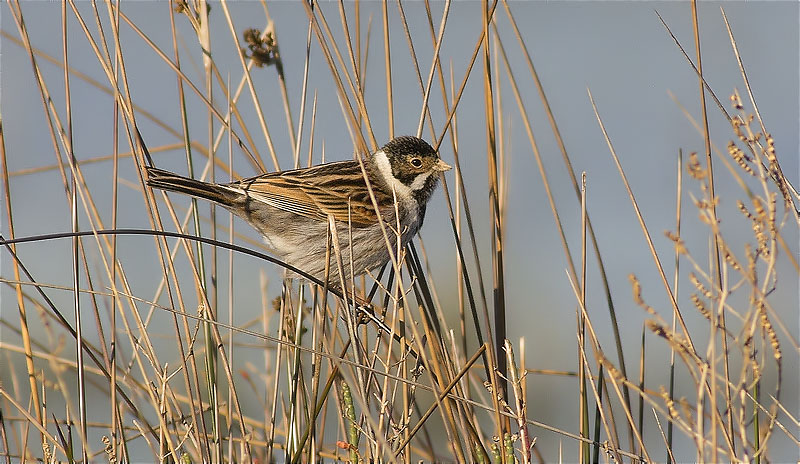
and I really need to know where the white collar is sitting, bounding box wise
[372,149,414,203]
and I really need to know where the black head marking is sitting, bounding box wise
[378,136,445,204]
[382,136,439,184]
[382,136,437,159]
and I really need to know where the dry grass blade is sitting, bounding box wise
[300,1,374,152]
[496,6,634,435]
[2,3,796,462]
[687,5,733,456]
[588,89,697,357]
[719,8,800,217]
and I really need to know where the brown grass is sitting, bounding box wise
[1,1,797,462]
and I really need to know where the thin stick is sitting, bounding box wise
[588,88,696,356]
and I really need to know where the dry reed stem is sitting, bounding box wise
[2,3,797,462]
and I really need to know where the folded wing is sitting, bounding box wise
[230,162,388,227]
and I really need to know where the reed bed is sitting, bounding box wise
[1,1,797,462]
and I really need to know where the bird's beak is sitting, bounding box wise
[435,159,452,172]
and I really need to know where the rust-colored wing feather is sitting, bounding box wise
[229,160,389,227]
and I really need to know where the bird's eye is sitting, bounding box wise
[410,157,423,168]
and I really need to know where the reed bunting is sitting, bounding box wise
[146,136,451,284]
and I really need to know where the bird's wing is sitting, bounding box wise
[230,162,388,227]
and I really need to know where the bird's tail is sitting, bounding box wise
[145,167,239,207]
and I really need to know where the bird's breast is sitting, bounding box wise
[398,202,424,240]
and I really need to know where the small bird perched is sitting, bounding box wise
[146,136,450,285]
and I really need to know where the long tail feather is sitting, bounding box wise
[145,167,238,207]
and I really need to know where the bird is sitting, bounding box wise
[145,136,451,285]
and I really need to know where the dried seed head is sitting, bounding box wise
[645,320,693,363]
[727,141,755,176]
[752,197,766,219]
[690,294,711,320]
[721,243,743,273]
[757,301,782,361]
[730,91,744,110]
[629,274,656,315]
[173,0,188,14]
[764,133,778,169]
[731,115,750,143]
[664,230,687,255]
[689,272,714,300]
[687,152,707,179]
[659,386,679,420]
[737,200,755,221]
[242,28,279,68]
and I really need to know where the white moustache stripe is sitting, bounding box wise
[409,172,432,191]
[373,150,414,201]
